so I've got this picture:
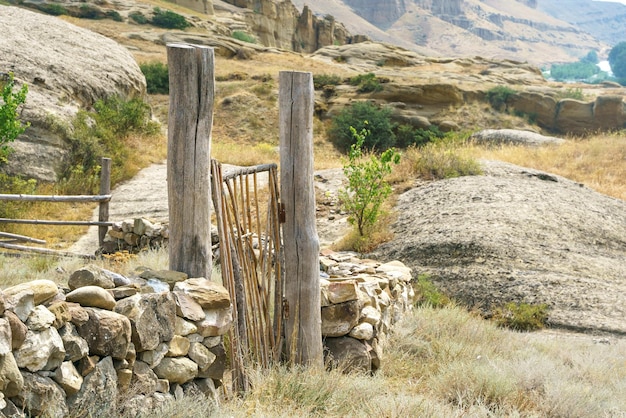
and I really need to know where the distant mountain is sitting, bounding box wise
[289,0,610,65]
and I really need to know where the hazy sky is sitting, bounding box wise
[594,0,626,4]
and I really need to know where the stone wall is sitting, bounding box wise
[319,250,414,372]
[0,266,232,417]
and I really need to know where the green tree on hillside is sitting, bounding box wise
[608,42,626,79]
[0,73,29,162]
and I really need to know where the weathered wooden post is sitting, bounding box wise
[167,44,214,278]
[98,157,111,246]
[279,71,323,367]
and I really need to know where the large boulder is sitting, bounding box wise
[373,160,626,334]
[0,5,146,182]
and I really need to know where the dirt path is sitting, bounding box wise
[70,162,349,255]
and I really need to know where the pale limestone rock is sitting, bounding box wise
[153,357,198,384]
[0,290,5,315]
[117,368,133,392]
[140,342,168,368]
[72,308,132,360]
[188,333,204,343]
[0,352,24,397]
[192,378,218,398]
[0,6,147,182]
[188,342,216,371]
[59,323,89,362]
[166,335,190,357]
[174,278,231,309]
[77,355,98,377]
[0,392,5,410]
[173,291,205,321]
[195,307,233,337]
[53,361,83,396]
[4,311,27,350]
[156,379,170,393]
[320,278,331,307]
[327,280,358,304]
[15,327,65,372]
[114,293,176,351]
[110,284,140,300]
[26,305,55,331]
[5,289,34,322]
[321,300,360,337]
[349,322,374,340]
[202,336,222,348]
[174,316,198,336]
[132,361,158,395]
[3,280,58,305]
[66,286,117,310]
[139,268,188,290]
[67,356,118,416]
[197,343,226,380]
[17,372,68,417]
[376,260,412,282]
[360,305,381,326]
[68,266,116,290]
[324,336,371,373]
[0,318,11,355]
[47,301,72,329]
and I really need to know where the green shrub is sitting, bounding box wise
[59,96,159,193]
[396,124,445,148]
[105,10,123,22]
[550,62,599,81]
[140,62,169,95]
[129,11,148,24]
[493,302,548,331]
[35,3,68,16]
[413,274,451,308]
[0,73,29,163]
[231,31,256,44]
[349,73,383,93]
[77,4,102,19]
[150,7,190,30]
[329,101,395,152]
[486,85,517,110]
[313,74,341,90]
[339,126,400,236]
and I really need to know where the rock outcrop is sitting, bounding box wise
[373,160,626,335]
[0,6,146,182]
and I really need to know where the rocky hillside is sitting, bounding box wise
[290,0,609,65]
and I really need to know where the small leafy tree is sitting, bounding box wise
[0,73,29,162]
[340,126,400,237]
[329,101,395,152]
[608,41,626,79]
[150,7,190,30]
[140,62,169,94]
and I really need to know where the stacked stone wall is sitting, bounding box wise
[0,266,232,417]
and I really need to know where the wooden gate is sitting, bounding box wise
[210,160,284,393]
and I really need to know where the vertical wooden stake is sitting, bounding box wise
[279,71,322,367]
[167,44,214,279]
[98,157,111,246]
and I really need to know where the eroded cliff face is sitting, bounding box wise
[342,0,407,29]
[221,0,352,53]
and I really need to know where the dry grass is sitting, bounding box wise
[467,132,626,200]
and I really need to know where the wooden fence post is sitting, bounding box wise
[279,71,322,367]
[98,157,111,246]
[167,44,214,279]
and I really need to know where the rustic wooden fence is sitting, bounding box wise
[0,157,112,257]
[167,43,323,393]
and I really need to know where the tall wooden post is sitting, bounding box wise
[98,157,111,246]
[279,71,322,367]
[167,44,214,279]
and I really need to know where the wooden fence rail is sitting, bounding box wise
[0,157,112,256]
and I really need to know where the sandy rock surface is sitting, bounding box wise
[372,160,626,335]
